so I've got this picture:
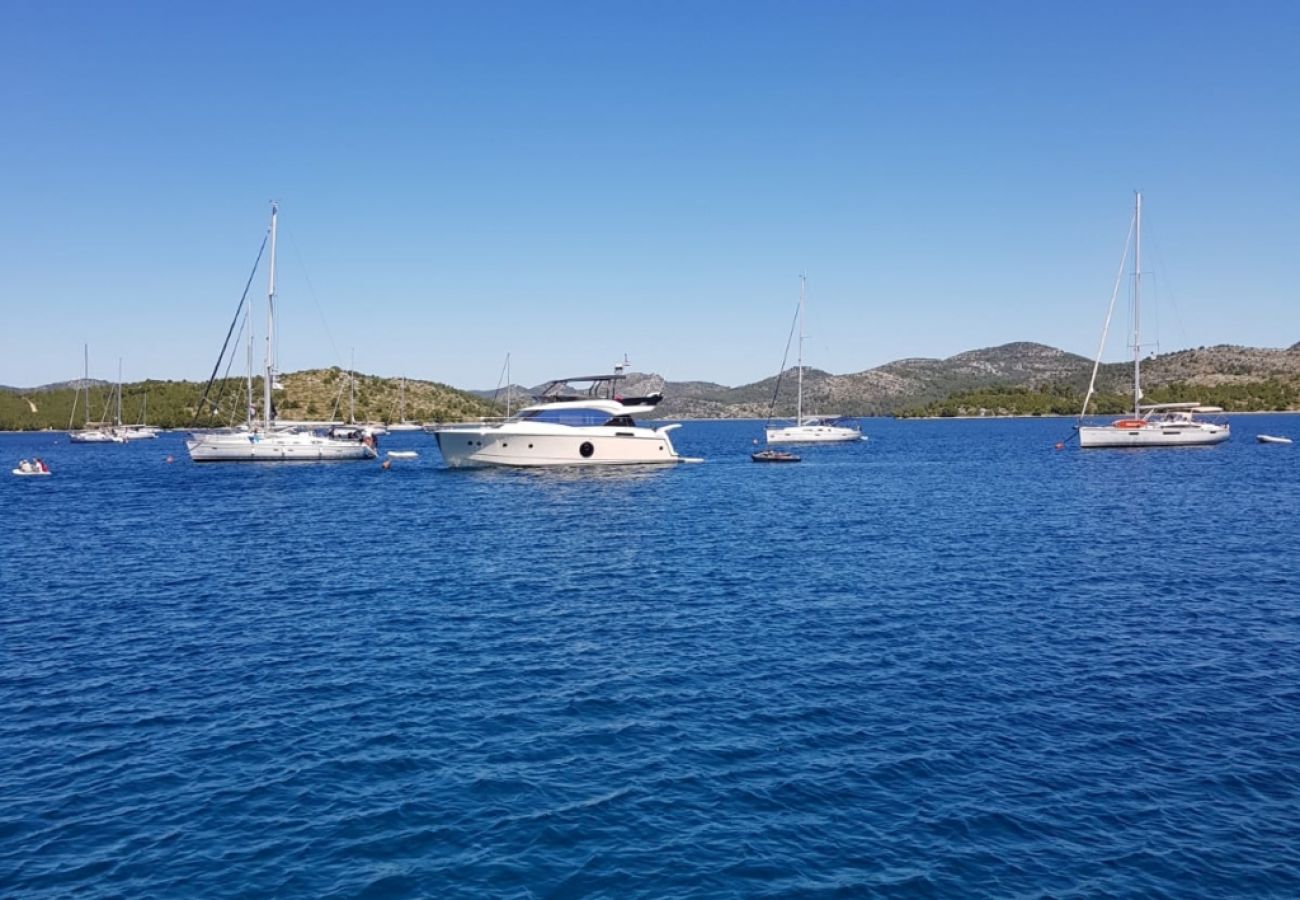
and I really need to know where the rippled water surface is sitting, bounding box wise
[3,418,1299,897]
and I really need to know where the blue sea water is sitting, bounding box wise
[2,417,1299,898]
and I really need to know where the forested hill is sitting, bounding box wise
[0,369,496,431]
[5,342,1299,429]
[646,342,1300,418]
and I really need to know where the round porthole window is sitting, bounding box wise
[579,441,595,458]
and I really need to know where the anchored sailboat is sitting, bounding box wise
[1077,193,1230,449]
[764,275,863,444]
[186,204,377,462]
[388,376,422,431]
[68,345,126,443]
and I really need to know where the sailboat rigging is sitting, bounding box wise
[1077,193,1230,448]
[764,275,863,444]
[186,203,378,462]
[68,345,126,443]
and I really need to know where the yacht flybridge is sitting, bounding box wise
[1077,193,1229,449]
[186,204,377,463]
[431,365,698,468]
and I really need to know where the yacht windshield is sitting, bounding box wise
[517,407,613,427]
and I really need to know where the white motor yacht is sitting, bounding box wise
[431,370,697,468]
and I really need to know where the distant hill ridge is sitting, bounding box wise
[648,341,1300,417]
[4,341,1299,429]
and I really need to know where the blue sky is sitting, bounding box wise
[2,1,1297,389]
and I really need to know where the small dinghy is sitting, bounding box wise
[386,450,419,459]
[12,459,51,477]
[1256,434,1293,445]
[752,449,801,463]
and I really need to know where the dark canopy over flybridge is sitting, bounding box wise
[535,374,663,408]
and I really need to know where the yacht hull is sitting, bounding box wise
[69,430,126,444]
[186,432,377,462]
[1078,423,1230,448]
[434,427,684,468]
[765,425,862,443]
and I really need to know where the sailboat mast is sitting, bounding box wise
[506,353,512,417]
[1132,191,1142,418]
[797,274,805,425]
[116,358,123,427]
[264,202,278,432]
[83,344,90,427]
[350,349,356,424]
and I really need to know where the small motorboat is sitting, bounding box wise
[751,449,801,463]
[1256,434,1293,445]
[386,450,419,459]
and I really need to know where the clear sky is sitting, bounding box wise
[2,1,1297,389]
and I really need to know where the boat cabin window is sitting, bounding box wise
[518,407,614,427]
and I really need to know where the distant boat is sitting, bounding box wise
[388,376,422,431]
[12,459,51,476]
[120,394,159,440]
[1257,434,1292,444]
[751,449,800,463]
[1077,193,1230,449]
[186,204,378,463]
[68,346,126,444]
[764,276,863,444]
[386,450,419,459]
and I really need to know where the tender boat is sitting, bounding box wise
[1257,434,1293,444]
[431,365,698,468]
[386,450,419,459]
[13,460,51,477]
[1077,193,1230,449]
[751,449,800,463]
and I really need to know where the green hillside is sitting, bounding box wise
[0,370,498,431]
[898,378,1300,418]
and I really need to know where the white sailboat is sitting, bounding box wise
[1078,193,1230,449]
[120,392,160,440]
[765,275,862,444]
[186,204,378,462]
[68,345,126,443]
[388,376,422,431]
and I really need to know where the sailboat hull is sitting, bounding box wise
[186,431,377,462]
[69,430,126,444]
[765,425,862,443]
[1078,423,1230,448]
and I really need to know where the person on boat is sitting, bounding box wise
[17,459,31,473]
[35,458,48,473]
